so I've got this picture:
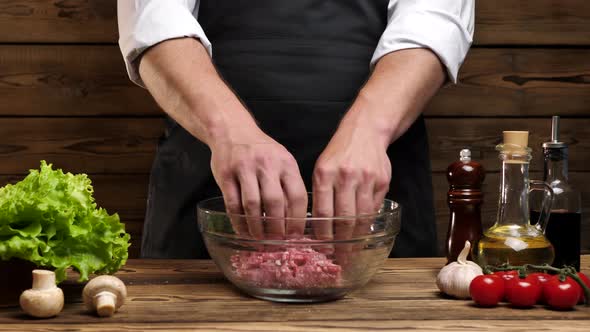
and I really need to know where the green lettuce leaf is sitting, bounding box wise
[0,161,130,282]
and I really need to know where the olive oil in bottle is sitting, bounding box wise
[476,225,555,267]
[474,131,555,268]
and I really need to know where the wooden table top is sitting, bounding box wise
[1,257,589,331]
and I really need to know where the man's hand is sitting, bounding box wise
[139,38,308,239]
[210,130,308,240]
[312,106,391,241]
[312,48,446,242]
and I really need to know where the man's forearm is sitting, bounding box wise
[138,38,260,147]
[340,48,446,147]
[139,38,309,231]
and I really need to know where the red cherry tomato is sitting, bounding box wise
[505,275,542,307]
[493,270,518,282]
[544,275,582,310]
[528,272,551,303]
[492,270,519,302]
[528,272,551,284]
[576,272,590,304]
[470,274,505,307]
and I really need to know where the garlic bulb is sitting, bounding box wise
[436,241,483,299]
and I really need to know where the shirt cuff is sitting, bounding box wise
[371,7,473,84]
[118,1,212,87]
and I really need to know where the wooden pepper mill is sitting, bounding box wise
[445,149,485,263]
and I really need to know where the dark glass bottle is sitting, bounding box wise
[531,116,582,270]
[446,149,485,263]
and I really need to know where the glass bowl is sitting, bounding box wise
[197,196,401,303]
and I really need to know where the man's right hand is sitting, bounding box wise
[210,130,308,240]
[138,38,308,239]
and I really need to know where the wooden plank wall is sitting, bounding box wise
[0,1,589,258]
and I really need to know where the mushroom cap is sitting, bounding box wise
[20,287,64,318]
[83,275,127,309]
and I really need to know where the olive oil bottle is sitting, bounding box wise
[474,131,555,267]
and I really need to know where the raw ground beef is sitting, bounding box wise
[230,246,342,289]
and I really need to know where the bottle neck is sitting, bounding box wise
[496,159,530,227]
[544,148,569,182]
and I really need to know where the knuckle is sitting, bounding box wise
[375,176,390,190]
[282,155,299,169]
[338,164,358,179]
[219,169,234,179]
[289,192,308,206]
[254,153,273,169]
[225,199,241,212]
[263,194,284,207]
[314,208,331,217]
[243,198,260,210]
[313,165,335,184]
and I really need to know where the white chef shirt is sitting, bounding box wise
[118,0,474,86]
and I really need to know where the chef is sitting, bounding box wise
[118,0,475,259]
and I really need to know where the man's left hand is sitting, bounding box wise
[312,104,392,242]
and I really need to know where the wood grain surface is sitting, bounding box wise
[429,49,590,117]
[1,46,589,117]
[0,118,163,174]
[0,118,587,175]
[475,0,590,45]
[0,258,589,331]
[0,45,160,116]
[1,0,590,45]
[0,0,117,43]
[3,321,590,332]
[0,117,586,177]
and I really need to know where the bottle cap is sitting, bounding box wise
[447,148,485,189]
[542,116,567,149]
[459,149,471,162]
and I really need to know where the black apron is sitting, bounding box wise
[141,0,437,259]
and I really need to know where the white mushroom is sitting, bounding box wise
[83,275,127,317]
[19,270,64,318]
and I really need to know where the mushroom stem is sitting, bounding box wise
[94,291,117,317]
[83,275,127,317]
[32,270,56,290]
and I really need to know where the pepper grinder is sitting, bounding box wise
[445,149,485,263]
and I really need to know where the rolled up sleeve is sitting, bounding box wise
[117,0,212,87]
[371,0,475,83]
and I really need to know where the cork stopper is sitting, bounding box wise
[502,131,529,152]
[497,131,532,163]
